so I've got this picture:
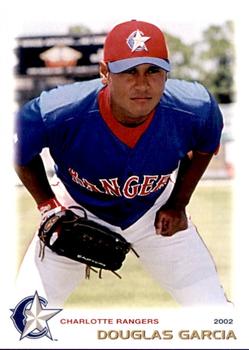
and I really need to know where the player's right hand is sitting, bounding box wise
[154,207,188,236]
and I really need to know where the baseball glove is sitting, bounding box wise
[38,207,135,278]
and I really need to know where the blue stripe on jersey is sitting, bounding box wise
[14,78,223,229]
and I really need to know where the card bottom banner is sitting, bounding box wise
[1,292,248,349]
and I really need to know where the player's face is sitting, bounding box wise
[100,62,167,126]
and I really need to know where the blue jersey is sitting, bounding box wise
[14,78,223,229]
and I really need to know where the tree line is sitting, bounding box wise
[165,21,235,103]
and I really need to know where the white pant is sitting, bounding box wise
[15,177,229,307]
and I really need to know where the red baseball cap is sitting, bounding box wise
[103,20,171,73]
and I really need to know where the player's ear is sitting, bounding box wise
[99,61,110,85]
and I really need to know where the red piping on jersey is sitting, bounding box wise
[98,86,155,148]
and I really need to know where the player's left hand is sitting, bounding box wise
[154,207,188,236]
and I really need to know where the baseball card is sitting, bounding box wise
[0,0,248,349]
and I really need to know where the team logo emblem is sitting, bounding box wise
[10,291,62,340]
[126,29,150,52]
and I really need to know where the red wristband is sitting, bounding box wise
[37,197,62,214]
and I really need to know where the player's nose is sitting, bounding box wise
[134,73,150,91]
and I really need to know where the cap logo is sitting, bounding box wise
[126,29,150,52]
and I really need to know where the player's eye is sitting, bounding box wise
[122,67,137,75]
[147,66,161,74]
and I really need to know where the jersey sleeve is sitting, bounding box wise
[14,97,48,165]
[195,91,224,154]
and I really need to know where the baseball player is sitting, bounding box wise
[14,19,230,307]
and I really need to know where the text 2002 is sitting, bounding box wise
[214,319,233,324]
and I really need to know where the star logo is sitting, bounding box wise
[10,291,62,340]
[126,30,150,52]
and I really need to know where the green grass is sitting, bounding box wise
[188,181,233,295]
[15,180,233,308]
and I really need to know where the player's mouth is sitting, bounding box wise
[130,96,152,100]
[130,97,152,105]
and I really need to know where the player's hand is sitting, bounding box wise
[154,207,188,236]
